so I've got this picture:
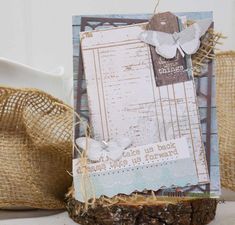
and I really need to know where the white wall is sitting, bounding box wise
[0,0,234,78]
[0,0,30,64]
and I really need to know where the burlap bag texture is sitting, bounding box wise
[0,87,73,209]
[216,51,235,192]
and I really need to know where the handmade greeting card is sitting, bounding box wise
[71,12,218,202]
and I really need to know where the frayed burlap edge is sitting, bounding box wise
[0,86,73,209]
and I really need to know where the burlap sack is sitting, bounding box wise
[0,87,73,209]
[216,51,235,192]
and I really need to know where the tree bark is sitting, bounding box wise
[66,195,217,225]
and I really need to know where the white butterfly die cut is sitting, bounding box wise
[76,137,132,162]
[139,19,212,59]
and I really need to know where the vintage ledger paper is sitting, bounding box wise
[80,23,209,184]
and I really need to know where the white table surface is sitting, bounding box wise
[0,201,234,225]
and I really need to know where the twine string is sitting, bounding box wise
[153,0,161,15]
[55,102,96,209]
[146,0,161,29]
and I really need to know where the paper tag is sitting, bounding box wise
[147,12,191,86]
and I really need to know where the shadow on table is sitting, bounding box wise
[0,209,64,220]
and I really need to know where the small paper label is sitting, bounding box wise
[74,137,190,174]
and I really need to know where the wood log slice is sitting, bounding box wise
[66,194,217,225]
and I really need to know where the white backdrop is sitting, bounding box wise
[0,0,234,78]
[0,1,235,224]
